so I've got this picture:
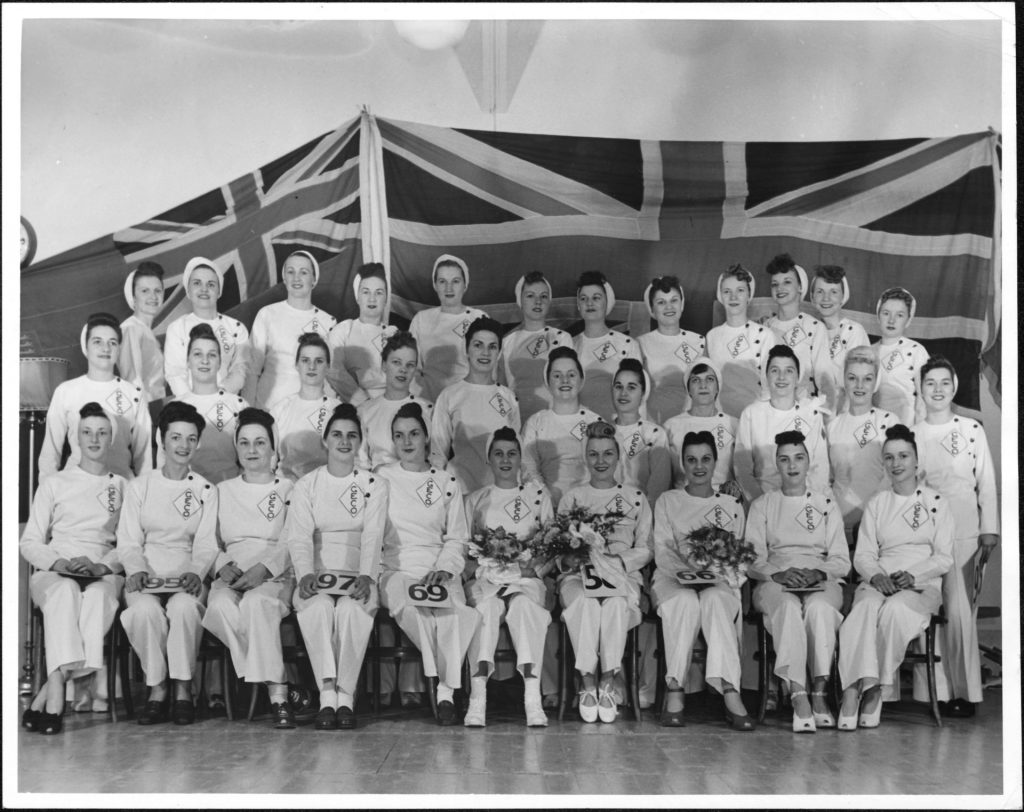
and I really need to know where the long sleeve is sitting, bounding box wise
[733,408,758,501]
[906,496,955,583]
[283,478,317,580]
[222,329,251,396]
[19,481,59,571]
[38,388,71,482]
[646,432,672,506]
[652,494,688,574]
[326,322,371,405]
[118,322,146,392]
[520,413,542,483]
[852,497,884,582]
[620,498,653,573]
[745,496,773,581]
[820,499,851,580]
[243,309,269,403]
[430,389,455,461]
[188,486,220,578]
[130,397,153,476]
[434,483,470,576]
[973,426,1000,536]
[115,477,149,577]
[359,476,389,579]
[163,319,190,397]
[806,418,830,495]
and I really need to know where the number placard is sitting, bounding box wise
[783,584,826,593]
[582,564,624,598]
[676,569,723,586]
[141,576,186,594]
[63,570,100,582]
[315,570,359,596]
[407,582,453,609]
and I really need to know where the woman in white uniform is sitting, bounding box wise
[39,312,151,483]
[636,275,706,424]
[557,421,653,723]
[271,333,341,482]
[119,402,219,726]
[499,272,573,423]
[610,358,671,506]
[202,408,297,729]
[408,254,486,402]
[20,403,126,734]
[837,425,954,730]
[747,430,850,733]
[651,431,754,730]
[286,403,388,730]
[873,287,928,426]
[913,356,999,716]
[572,271,641,420]
[377,402,480,725]
[119,262,167,406]
[809,265,870,415]
[462,427,554,728]
[432,316,521,495]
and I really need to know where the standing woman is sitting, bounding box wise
[747,430,850,733]
[377,403,480,725]
[557,421,653,724]
[462,428,554,728]
[520,347,603,507]
[651,431,753,730]
[118,402,219,726]
[119,262,168,406]
[837,425,954,730]
[408,254,486,402]
[328,262,397,406]
[248,250,336,410]
[271,333,341,482]
[39,312,151,482]
[201,408,297,729]
[20,403,126,734]
[873,287,928,426]
[432,316,521,495]
[286,404,388,730]
[637,275,706,424]
[809,265,869,415]
[609,358,671,506]
[913,356,999,716]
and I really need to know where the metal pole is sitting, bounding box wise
[20,410,42,695]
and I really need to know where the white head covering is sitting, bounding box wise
[432,254,469,286]
[792,263,809,297]
[80,320,121,361]
[716,270,755,304]
[684,356,725,413]
[514,273,552,307]
[284,250,320,285]
[123,270,138,310]
[576,278,616,313]
[875,287,917,326]
[810,272,851,305]
[919,361,959,398]
[182,257,225,296]
[642,278,684,318]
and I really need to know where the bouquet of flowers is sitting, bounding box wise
[469,526,533,585]
[529,505,624,564]
[678,525,757,588]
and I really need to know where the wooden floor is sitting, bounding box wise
[15,686,1004,800]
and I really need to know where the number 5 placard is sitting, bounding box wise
[407,582,454,609]
[315,570,359,596]
[582,564,624,598]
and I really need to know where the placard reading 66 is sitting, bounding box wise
[407,582,453,609]
[315,570,360,596]
[140,576,186,594]
[675,569,723,585]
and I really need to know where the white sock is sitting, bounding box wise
[336,691,354,710]
[319,688,338,710]
[436,683,455,703]
[268,683,287,704]
[470,676,488,700]
[523,676,541,702]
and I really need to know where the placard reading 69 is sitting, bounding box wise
[581,564,624,598]
[141,576,187,594]
[406,582,453,609]
[675,569,723,585]
[315,570,360,596]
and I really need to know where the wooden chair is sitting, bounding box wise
[900,612,947,727]
[364,612,438,719]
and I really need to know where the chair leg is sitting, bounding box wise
[248,682,260,721]
[628,627,642,722]
[926,623,942,728]
[558,622,571,722]
[654,620,666,716]
[222,652,234,721]
[120,627,135,720]
[426,675,438,719]
[757,619,770,723]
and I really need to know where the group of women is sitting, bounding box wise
[21,250,998,738]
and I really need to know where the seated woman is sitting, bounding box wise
[20,403,127,734]
[747,430,850,733]
[837,425,954,730]
[271,333,341,482]
[285,404,388,731]
[651,431,754,730]
[118,402,219,726]
[201,408,297,730]
[463,428,554,728]
[609,358,671,506]
[377,403,480,725]
[557,421,653,724]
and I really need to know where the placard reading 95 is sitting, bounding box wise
[407,582,453,608]
[140,576,186,594]
[582,564,624,598]
[315,570,360,596]
[676,569,723,586]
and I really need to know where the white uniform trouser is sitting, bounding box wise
[122,585,208,686]
[202,579,293,684]
[560,574,641,675]
[653,572,742,692]
[839,582,941,698]
[381,573,478,688]
[31,571,122,677]
[753,580,843,686]
[467,591,551,675]
[293,587,378,698]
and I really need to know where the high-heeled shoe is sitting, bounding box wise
[837,695,859,731]
[578,689,599,723]
[858,690,882,728]
[790,690,816,733]
[660,687,685,727]
[22,708,42,731]
[38,711,64,735]
[810,690,836,728]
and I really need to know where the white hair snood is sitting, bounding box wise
[642,279,685,318]
[716,271,755,305]
[182,257,225,297]
[875,288,918,326]
[577,279,616,314]
[809,271,850,305]
[285,250,320,285]
[432,254,470,287]
[514,274,553,308]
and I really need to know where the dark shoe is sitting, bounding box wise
[941,698,976,718]
[437,699,457,726]
[725,709,757,731]
[38,711,64,735]
[315,706,338,731]
[660,688,685,727]
[336,706,357,730]
[206,694,227,718]
[22,708,42,731]
[288,685,313,713]
[137,699,167,726]
[172,699,196,725]
[271,702,296,730]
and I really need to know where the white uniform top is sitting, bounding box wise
[706,321,781,419]
[408,306,487,402]
[248,301,336,410]
[873,338,929,426]
[164,311,250,398]
[826,408,896,526]
[20,467,126,572]
[271,393,341,482]
[765,312,830,399]
[116,468,219,578]
[612,418,672,506]
[652,489,746,575]
[328,319,397,406]
[215,475,294,577]
[663,411,738,490]
[39,375,152,483]
[854,486,955,592]
[520,406,603,507]
[119,314,166,403]
[637,329,707,423]
[499,325,573,423]
[160,390,248,485]
[464,482,554,542]
[821,318,871,414]
[431,380,521,496]
[746,489,850,581]
[573,330,642,420]
[356,394,434,470]
[913,417,999,539]
[284,467,388,580]
[734,398,830,501]
[377,463,469,578]
[557,484,654,585]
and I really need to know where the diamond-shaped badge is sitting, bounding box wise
[504,495,529,524]
[712,424,734,449]
[703,504,733,529]
[339,483,366,516]
[881,349,904,372]
[794,503,823,533]
[786,414,809,435]
[941,430,966,457]
[97,484,123,514]
[726,334,750,358]
[784,324,809,347]
[452,320,471,338]
[623,431,643,458]
[526,335,549,358]
[304,317,324,335]
[828,333,843,360]
[372,332,387,353]
[593,342,616,363]
[570,420,587,441]
[173,488,201,520]
[216,324,232,352]
[852,420,878,448]
[416,478,442,507]
[306,406,330,434]
[902,501,927,531]
[206,400,231,432]
[258,490,285,521]
[604,492,632,517]
[105,389,131,416]
[490,392,513,418]
[674,342,700,365]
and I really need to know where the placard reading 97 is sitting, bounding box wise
[141,576,186,594]
[406,582,453,608]
[315,570,359,596]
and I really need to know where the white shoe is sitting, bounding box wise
[811,691,835,728]
[859,691,882,728]
[463,696,487,727]
[790,690,816,734]
[524,697,548,727]
[578,689,599,723]
[597,687,618,723]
